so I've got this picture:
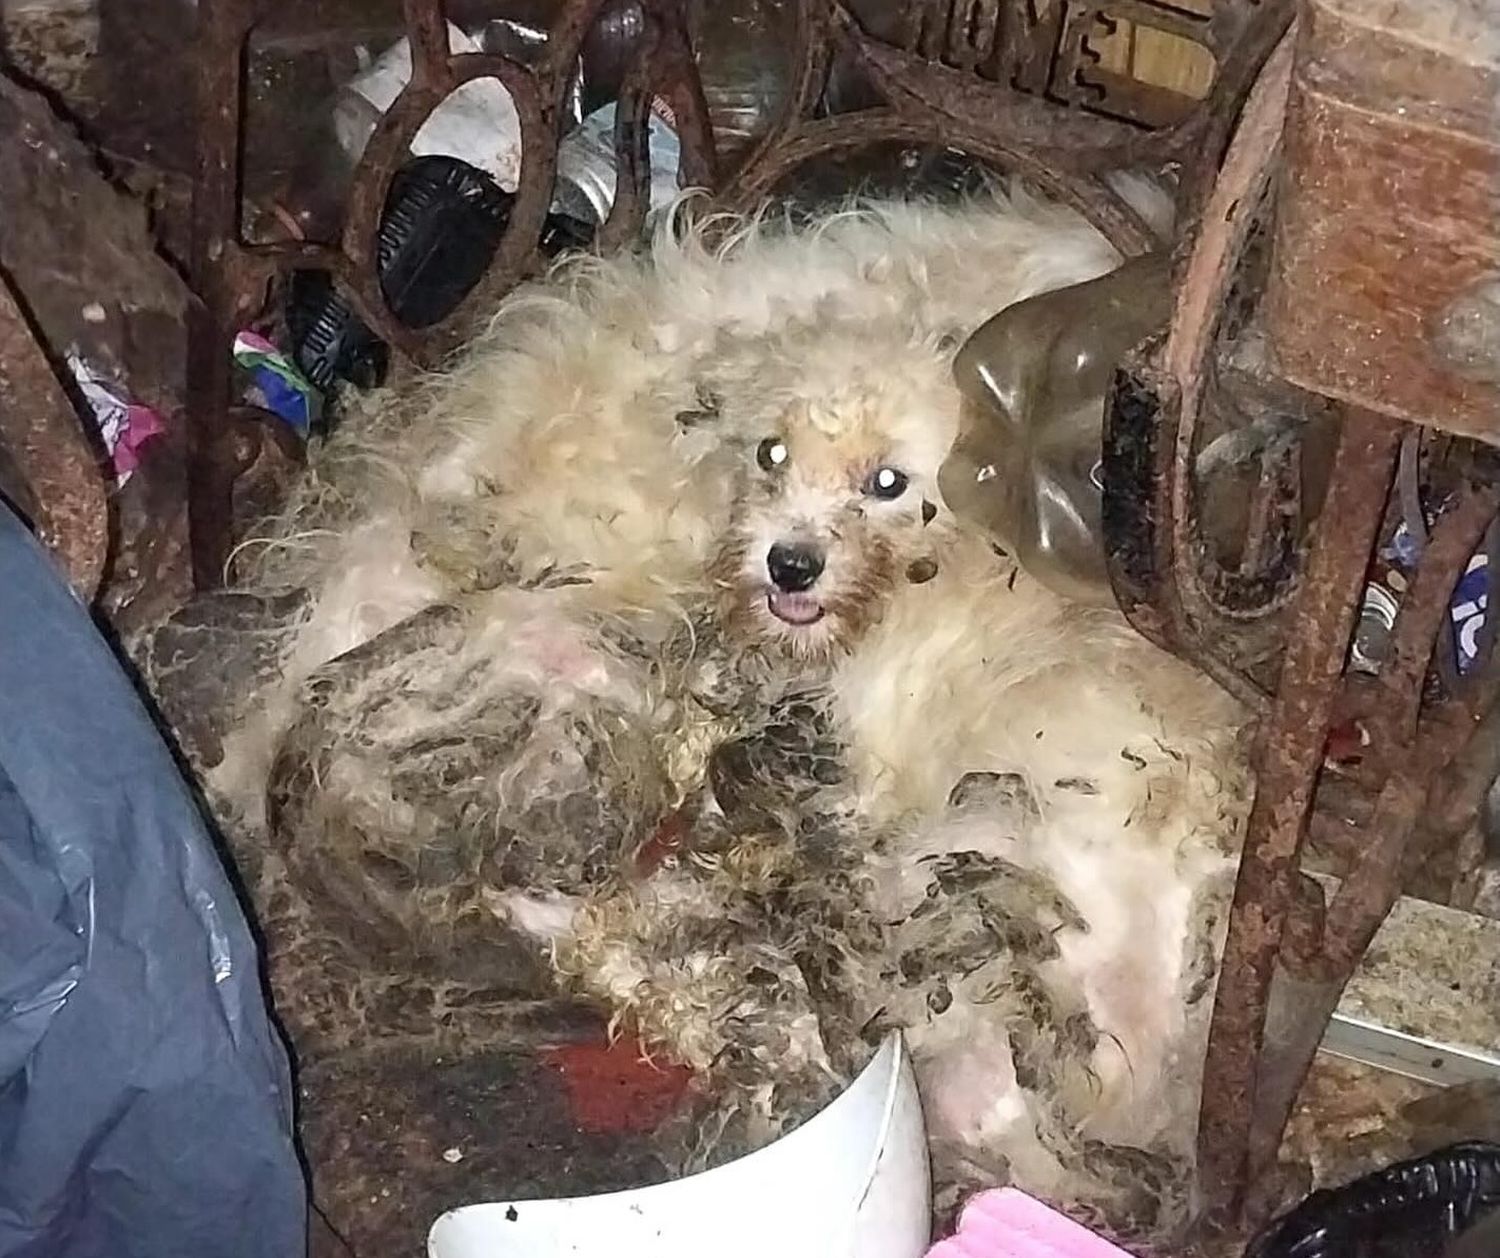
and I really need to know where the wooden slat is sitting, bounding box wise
[1265,0,1500,438]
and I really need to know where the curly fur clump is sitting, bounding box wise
[145,185,1253,1245]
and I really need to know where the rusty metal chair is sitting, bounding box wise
[1104,0,1500,1230]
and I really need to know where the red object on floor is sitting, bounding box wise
[541,1038,695,1135]
[1324,717,1368,768]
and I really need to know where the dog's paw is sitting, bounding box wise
[707,694,848,833]
[911,850,1087,937]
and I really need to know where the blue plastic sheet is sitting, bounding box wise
[0,502,307,1258]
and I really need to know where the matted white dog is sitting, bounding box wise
[213,185,1249,1239]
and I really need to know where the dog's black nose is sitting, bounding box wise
[767,543,824,593]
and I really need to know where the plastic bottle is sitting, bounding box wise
[552,97,683,227]
[327,16,679,232]
[687,0,791,158]
[333,22,526,195]
[938,252,1173,606]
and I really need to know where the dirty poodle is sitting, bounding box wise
[138,189,1251,1245]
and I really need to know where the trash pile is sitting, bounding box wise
[262,10,995,416]
[282,16,683,405]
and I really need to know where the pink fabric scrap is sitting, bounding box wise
[924,1188,1132,1258]
[114,404,166,476]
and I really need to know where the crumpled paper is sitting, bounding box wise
[65,352,166,486]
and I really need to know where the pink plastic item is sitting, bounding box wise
[924,1188,1131,1258]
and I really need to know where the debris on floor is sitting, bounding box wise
[66,352,167,484]
[234,330,323,433]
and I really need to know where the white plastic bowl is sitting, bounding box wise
[427,1031,931,1258]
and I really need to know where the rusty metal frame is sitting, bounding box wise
[1195,425,1500,1230]
[1103,14,1500,1235]
[186,0,1291,587]
[1104,28,1300,709]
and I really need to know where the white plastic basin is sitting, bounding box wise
[427,1031,931,1258]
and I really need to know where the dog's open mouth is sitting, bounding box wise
[767,590,825,626]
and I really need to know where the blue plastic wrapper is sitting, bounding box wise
[1390,518,1490,676]
[0,502,307,1258]
[234,329,322,433]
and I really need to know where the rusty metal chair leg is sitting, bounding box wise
[1196,411,1500,1228]
[187,0,256,591]
[1194,407,1401,1221]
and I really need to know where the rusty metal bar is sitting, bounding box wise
[407,51,553,356]
[649,0,718,190]
[402,0,452,91]
[1240,475,1500,1193]
[1160,30,1294,685]
[1176,0,1295,225]
[720,107,1160,255]
[595,24,658,255]
[1099,27,1297,712]
[1195,406,1401,1222]
[340,11,453,277]
[187,0,255,589]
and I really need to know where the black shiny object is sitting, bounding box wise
[288,155,591,398]
[767,543,824,592]
[1246,1143,1500,1258]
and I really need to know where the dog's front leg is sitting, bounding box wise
[551,853,845,1158]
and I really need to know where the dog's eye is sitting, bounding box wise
[865,466,909,500]
[756,438,789,472]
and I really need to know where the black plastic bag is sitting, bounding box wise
[1247,1142,1500,1258]
[289,154,590,395]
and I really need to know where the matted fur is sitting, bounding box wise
[205,187,1250,1241]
